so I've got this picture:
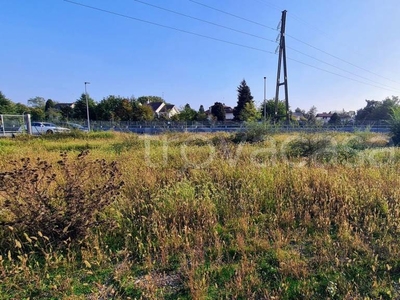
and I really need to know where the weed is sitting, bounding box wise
[0,150,124,249]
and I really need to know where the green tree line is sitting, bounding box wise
[1,86,399,123]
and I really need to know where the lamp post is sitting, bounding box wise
[263,77,267,122]
[84,82,90,131]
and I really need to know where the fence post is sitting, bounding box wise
[1,115,4,136]
[24,114,32,135]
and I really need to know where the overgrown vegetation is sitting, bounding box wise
[389,106,400,146]
[0,131,399,299]
[0,150,123,247]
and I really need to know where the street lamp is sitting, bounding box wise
[84,82,90,131]
[263,77,267,122]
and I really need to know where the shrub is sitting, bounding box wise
[285,134,332,159]
[231,122,271,143]
[389,106,400,145]
[0,150,124,249]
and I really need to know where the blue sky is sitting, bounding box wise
[1,0,399,113]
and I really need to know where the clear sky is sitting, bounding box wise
[1,0,400,113]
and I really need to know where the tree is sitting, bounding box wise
[136,104,155,121]
[28,96,46,109]
[305,106,317,124]
[176,103,197,121]
[60,106,73,120]
[233,79,254,121]
[45,99,55,112]
[0,91,15,114]
[115,98,134,121]
[14,103,29,114]
[261,99,286,120]
[389,106,400,145]
[295,107,305,114]
[29,107,46,121]
[137,96,165,105]
[356,97,399,122]
[96,95,123,121]
[328,112,341,125]
[196,105,208,121]
[73,93,96,120]
[44,99,59,121]
[241,102,260,122]
[210,102,225,121]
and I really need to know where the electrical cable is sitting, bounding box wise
[191,0,400,85]
[63,0,400,93]
[63,0,275,54]
[287,46,400,92]
[188,0,278,32]
[132,0,277,44]
[287,57,400,93]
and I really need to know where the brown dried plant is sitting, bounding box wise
[0,150,124,248]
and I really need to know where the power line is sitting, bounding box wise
[132,0,277,44]
[285,33,400,85]
[188,0,278,32]
[287,57,400,94]
[192,0,400,86]
[109,0,400,92]
[286,46,400,92]
[63,0,275,55]
[250,0,331,36]
[62,0,400,94]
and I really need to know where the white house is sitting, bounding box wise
[147,102,179,119]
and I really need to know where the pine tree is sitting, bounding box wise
[196,105,208,121]
[233,79,254,121]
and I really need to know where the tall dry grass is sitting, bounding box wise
[0,131,399,299]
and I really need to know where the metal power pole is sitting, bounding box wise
[274,10,290,123]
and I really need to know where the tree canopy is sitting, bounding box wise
[261,99,286,120]
[176,104,197,121]
[73,93,97,120]
[233,79,254,121]
[0,91,15,114]
[211,102,225,121]
[137,96,165,105]
[356,96,399,121]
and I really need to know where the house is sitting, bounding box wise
[316,110,356,124]
[206,105,235,120]
[159,104,180,119]
[147,102,179,119]
[224,106,234,120]
[53,103,75,110]
[316,112,333,123]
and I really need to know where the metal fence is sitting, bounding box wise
[0,114,26,137]
[0,116,392,136]
[55,120,392,134]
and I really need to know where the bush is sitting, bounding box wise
[285,135,332,159]
[389,107,400,146]
[0,150,124,249]
[231,122,270,143]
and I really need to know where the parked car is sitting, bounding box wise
[60,122,89,132]
[19,122,70,135]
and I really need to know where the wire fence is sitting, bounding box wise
[0,116,392,136]
[55,120,392,134]
[0,114,26,137]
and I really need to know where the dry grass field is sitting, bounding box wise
[0,130,399,299]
